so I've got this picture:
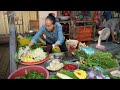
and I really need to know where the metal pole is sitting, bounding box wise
[9,24,17,74]
[21,12,24,33]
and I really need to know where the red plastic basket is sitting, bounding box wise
[8,65,49,79]
[19,54,50,65]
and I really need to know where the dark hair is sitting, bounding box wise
[46,13,56,24]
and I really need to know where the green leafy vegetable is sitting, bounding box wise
[75,61,88,70]
[15,70,46,79]
[18,44,42,50]
[103,71,112,77]
[85,51,118,69]
[49,75,61,79]
[74,50,88,59]
[31,44,43,50]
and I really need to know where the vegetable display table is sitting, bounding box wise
[9,25,120,79]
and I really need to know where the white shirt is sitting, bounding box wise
[103,18,120,32]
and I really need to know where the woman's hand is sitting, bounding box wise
[52,44,56,48]
[52,43,59,48]
[43,33,46,39]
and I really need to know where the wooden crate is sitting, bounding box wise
[73,26,93,41]
[74,37,92,41]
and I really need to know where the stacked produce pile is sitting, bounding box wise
[18,47,47,62]
[15,36,120,79]
[74,50,118,69]
[15,70,46,79]
[46,59,64,71]
[14,44,49,65]
[48,49,119,79]
[47,41,120,79]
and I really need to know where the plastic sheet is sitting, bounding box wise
[80,47,95,55]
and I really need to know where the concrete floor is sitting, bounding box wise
[0,44,10,79]
[0,35,9,79]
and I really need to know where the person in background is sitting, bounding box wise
[20,13,67,56]
[102,18,120,42]
[94,11,101,29]
[103,11,112,21]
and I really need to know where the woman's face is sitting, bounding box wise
[45,19,55,32]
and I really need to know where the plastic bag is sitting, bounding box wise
[80,47,95,55]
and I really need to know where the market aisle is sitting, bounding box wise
[0,44,10,79]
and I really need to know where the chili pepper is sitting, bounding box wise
[69,46,75,52]
[64,64,78,70]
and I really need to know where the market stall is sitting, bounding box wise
[8,11,120,79]
[9,27,120,79]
